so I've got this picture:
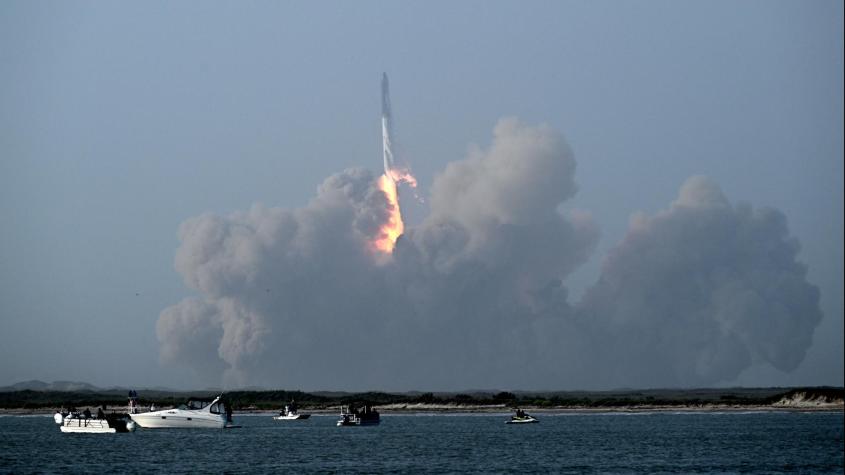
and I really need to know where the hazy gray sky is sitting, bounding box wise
[1,0,841,390]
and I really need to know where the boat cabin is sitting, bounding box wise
[178,397,228,416]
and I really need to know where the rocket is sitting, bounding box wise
[381,72,395,179]
[380,73,417,190]
[381,72,392,121]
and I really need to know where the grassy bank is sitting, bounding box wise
[1,387,841,412]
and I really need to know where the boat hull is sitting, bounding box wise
[337,419,380,426]
[130,412,226,429]
[59,419,116,433]
[274,414,310,420]
[60,426,116,433]
[506,417,539,424]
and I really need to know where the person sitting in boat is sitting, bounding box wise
[515,408,525,418]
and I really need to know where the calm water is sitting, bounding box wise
[1,411,842,473]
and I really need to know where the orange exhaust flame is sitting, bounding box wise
[373,173,405,254]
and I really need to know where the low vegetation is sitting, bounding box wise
[1,387,841,411]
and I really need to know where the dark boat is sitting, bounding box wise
[337,404,380,426]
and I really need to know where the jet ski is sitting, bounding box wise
[506,408,539,424]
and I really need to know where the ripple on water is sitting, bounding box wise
[0,411,841,473]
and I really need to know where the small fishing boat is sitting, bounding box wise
[274,400,310,420]
[506,408,538,424]
[337,404,380,426]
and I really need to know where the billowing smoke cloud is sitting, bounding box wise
[576,176,822,387]
[157,167,398,387]
[157,119,822,390]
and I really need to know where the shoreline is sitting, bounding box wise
[3,403,841,416]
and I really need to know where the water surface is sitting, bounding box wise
[1,411,842,473]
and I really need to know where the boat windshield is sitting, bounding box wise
[179,400,211,410]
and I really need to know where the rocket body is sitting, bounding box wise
[381,72,392,120]
[382,117,394,180]
[381,73,395,179]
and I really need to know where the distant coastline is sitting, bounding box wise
[1,383,841,415]
[1,404,841,416]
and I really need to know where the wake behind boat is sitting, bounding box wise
[128,392,234,429]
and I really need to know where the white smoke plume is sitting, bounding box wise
[576,176,823,388]
[156,120,822,390]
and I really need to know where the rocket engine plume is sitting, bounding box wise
[373,174,404,253]
[374,73,417,254]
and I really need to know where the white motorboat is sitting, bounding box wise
[60,413,136,433]
[129,394,232,429]
[274,401,310,420]
[505,409,539,424]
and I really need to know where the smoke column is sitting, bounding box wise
[155,78,824,390]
